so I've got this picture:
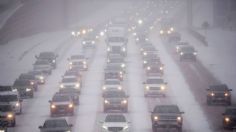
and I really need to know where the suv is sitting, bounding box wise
[18,73,38,91]
[0,91,22,114]
[49,93,74,116]
[103,90,129,112]
[143,77,167,97]
[35,52,58,68]
[0,103,16,127]
[206,84,232,105]
[151,105,184,132]
[179,45,197,61]
[39,118,73,132]
[102,79,123,92]
[59,88,79,105]
[28,70,46,84]
[100,114,130,132]
[222,106,236,129]
[33,59,53,75]
[59,77,81,93]
[13,79,34,98]
[68,55,88,71]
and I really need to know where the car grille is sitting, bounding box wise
[149,87,160,90]
[108,127,123,131]
[159,115,177,121]
[110,100,122,104]
[56,105,68,109]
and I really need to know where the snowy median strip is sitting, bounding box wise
[152,34,212,132]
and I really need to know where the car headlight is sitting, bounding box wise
[210,92,215,96]
[92,41,95,44]
[180,52,184,55]
[103,86,106,90]
[104,100,109,104]
[12,89,17,92]
[119,71,123,75]
[225,117,230,122]
[69,62,73,65]
[102,125,108,130]
[136,38,139,41]
[143,61,147,64]
[75,83,80,88]
[194,52,197,55]
[145,38,149,41]
[60,84,64,88]
[16,102,20,107]
[224,92,229,96]
[118,86,122,90]
[82,41,86,44]
[122,99,127,104]
[160,66,163,70]
[154,116,158,121]
[7,113,13,119]
[147,67,151,70]
[107,47,111,52]
[146,86,150,90]
[68,103,73,108]
[83,61,87,65]
[30,82,34,85]
[122,47,126,52]
[160,85,165,90]
[123,125,129,130]
[177,116,182,121]
[143,52,147,56]
[26,88,32,92]
[121,63,125,68]
[39,76,44,80]
[170,27,174,31]
[167,30,171,34]
[52,60,56,63]
[133,32,137,36]
[160,30,164,34]
[51,104,56,109]
[0,130,6,132]
[71,31,75,36]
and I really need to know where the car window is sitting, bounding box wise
[154,105,180,113]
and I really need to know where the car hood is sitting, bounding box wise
[52,102,71,105]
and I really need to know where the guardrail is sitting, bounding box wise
[188,28,208,46]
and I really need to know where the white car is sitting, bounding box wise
[103,79,123,92]
[143,76,167,97]
[0,91,22,114]
[68,55,88,71]
[59,77,81,93]
[100,114,130,132]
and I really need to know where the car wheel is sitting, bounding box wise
[178,127,182,132]
[152,126,157,132]
[11,119,16,127]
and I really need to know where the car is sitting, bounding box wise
[141,46,158,57]
[59,88,79,105]
[33,59,53,75]
[107,54,126,70]
[59,77,81,93]
[82,35,96,48]
[39,118,73,132]
[0,91,22,114]
[0,103,16,127]
[178,45,197,61]
[63,69,82,81]
[104,70,123,81]
[49,93,74,116]
[135,33,149,45]
[143,58,163,69]
[103,90,129,112]
[143,76,167,97]
[206,84,232,105]
[28,70,46,84]
[13,79,34,98]
[18,73,38,91]
[222,106,236,129]
[100,114,130,132]
[35,52,58,68]
[142,53,160,64]
[175,42,189,53]
[106,63,125,75]
[68,54,88,71]
[145,64,164,76]
[0,86,13,92]
[107,45,127,57]
[102,79,123,92]
[151,105,184,132]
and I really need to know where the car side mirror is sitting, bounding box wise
[69,124,73,127]
[229,89,232,91]
[35,55,38,59]
[48,100,52,103]
[38,126,43,129]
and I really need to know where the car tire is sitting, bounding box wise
[11,119,16,127]
[178,127,182,132]
[152,126,157,132]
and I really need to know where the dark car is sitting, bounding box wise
[39,118,73,132]
[58,88,79,105]
[13,79,34,98]
[179,45,197,61]
[151,105,184,132]
[35,52,58,68]
[0,103,16,127]
[49,93,74,116]
[206,84,232,105]
[18,73,38,91]
[222,106,236,129]
[103,90,129,112]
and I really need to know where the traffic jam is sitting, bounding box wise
[0,0,235,132]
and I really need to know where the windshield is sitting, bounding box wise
[104,91,125,98]
[62,78,77,83]
[43,120,68,128]
[108,37,125,42]
[39,52,55,59]
[14,80,30,86]
[154,105,180,113]
[71,55,84,59]
[52,95,70,102]
[105,115,126,122]
[146,79,164,84]
[0,95,18,102]
[105,80,120,85]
